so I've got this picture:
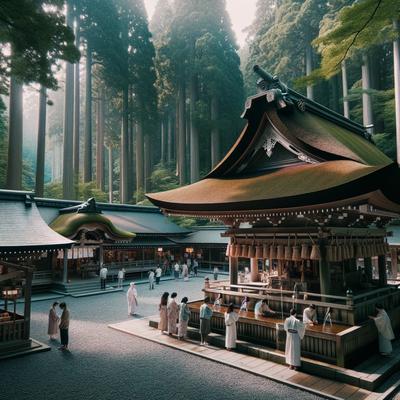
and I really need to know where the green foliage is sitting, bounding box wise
[44,180,108,202]
[0,0,80,93]
[149,163,179,192]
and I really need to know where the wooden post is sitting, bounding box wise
[364,257,373,282]
[390,248,398,279]
[229,257,238,287]
[23,270,33,340]
[319,245,331,296]
[63,250,68,283]
[250,258,259,282]
[378,255,387,286]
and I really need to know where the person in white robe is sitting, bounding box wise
[159,292,169,332]
[369,304,395,355]
[182,263,189,281]
[127,282,138,316]
[225,303,240,350]
[213,293,222,311]
[284,308,306,369]
[167,292,179,335]
[178,297,191,339]
[48,301,59,340]
[240,297,249,313]
[302,304,317,325]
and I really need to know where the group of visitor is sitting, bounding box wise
[47,301,70,351]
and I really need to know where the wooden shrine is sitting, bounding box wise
[147,66,400,367]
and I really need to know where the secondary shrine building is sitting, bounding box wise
[147,66,400,368]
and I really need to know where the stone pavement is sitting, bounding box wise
[0,274,326,400]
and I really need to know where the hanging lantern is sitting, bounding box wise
[349,239,355,259]
[284,236,292,260]
[269,244,277,259]
[276,244,284,260]
[301,243,310,260]
[292,246,301,261]
[326,243,334,262]
[225,244,231,257]
[248,244,256,258]
[262,243,270,259]
[240,244,249,258]
[310,243,321,260]
[255,244,263,259]
[355,241,363,259]
[232,243,240,258]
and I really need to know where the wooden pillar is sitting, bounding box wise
[250,258,259,282]
[63,250,68,283]
[364,257,373,282]
[229,256,238,287]
[378,255,387,286]
[23,270,33,340]
[319,245,331,296]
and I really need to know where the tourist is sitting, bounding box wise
[182,262,189,281]
[148,269,155,290]
[284,308,305,370]
[193,259,199,277]
[127,282,138,316]
[199,297,213,345]
[369,304,395,356]
[213,266,219,280]
[213,293,223,310]
[167,292,179,336]
[99,264,108,290]
[254,299,275,318]
[174,262,180,280]
[178,297,191,340]
[240,296,249,313]
[303,304,318,325]
[155,265,162,285]
[117,268,125,288]
[159,292,169,333]
[47,301,59,340]
[224,303,239,351]
[58,302,70,351]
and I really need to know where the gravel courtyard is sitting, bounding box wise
[1,274,324,400]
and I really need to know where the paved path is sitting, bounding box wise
[0,275,324,400]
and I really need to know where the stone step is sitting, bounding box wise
[149,318,400,391]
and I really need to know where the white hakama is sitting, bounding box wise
[127,284,138,315]
[373,309,395,355]
[225,311,239,349]
[159,304,168,331]
[284,315,305,367]
[167,300,179,335]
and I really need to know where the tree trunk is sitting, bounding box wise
[35,86,47,197]
[362,53,374,134]
[167,112,173,164]
[160,118,166,164]
[178,82,186,184]
[341,61,350,118]
[96,89,105,191]
[120,85,129,203]
[393,19,400,165]
[190,74,199,183]
[84,42,92,183]
[305,44,314,100]
[175,97,179,176]
[211,95,220,168]
[108,145,113,203]
[144,134,151,192]
[73,11,80,187]
[63,3,75,199]
[135,119,144,199]
[6,77,23,190]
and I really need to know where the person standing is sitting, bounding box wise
[127,282,138,316]
[58,302,70,351]
[148,269,155,290]
[159,292,169,333]
[303,304,318,325]
[99,264,108,290]
[224,303,240,350]
[182,262,189,281]
[240,297,250,313]
[199,297,213,345]
[178,297,191,340]
[284,308,305,370]
[254,299,275,318]
[117,268,125,288]
[47,301,59,340]
[193,259,198,277]
[174,262,180,280]
[213,293,223,311]
[167,292,179,336]
[155,265,162,285]
[369,304,395,355]
[213,266,219,280]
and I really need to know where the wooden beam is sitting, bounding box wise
[0,270,24,283]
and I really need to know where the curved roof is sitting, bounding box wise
[50,213,135,240]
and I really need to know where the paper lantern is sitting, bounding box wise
[262,243,270,259]
[301,243,310,260]
[310,244,321,260]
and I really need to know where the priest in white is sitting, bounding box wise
[224,303,240,350]
[127,282,138,316]
[284,308,306,370]
[369,304,395,355]
[302,304,318,325]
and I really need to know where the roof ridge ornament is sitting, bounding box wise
[59,198,102,215]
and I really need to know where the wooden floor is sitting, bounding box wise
[108,318,400,400]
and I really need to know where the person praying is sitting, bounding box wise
[178,297,191,340]
[199,297,213,345]
[213,293,223,310]
[159,292,169,333]
[167,292,179,336]
[127,282,138,316]
[254,299,275,318]
[47,301,59,340]
[369,304,395,356]
[224,303,239,351]
[303,304,317,325]
[284,308,305,370]
[240,296,249,313]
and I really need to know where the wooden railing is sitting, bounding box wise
[0,319,25,342]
